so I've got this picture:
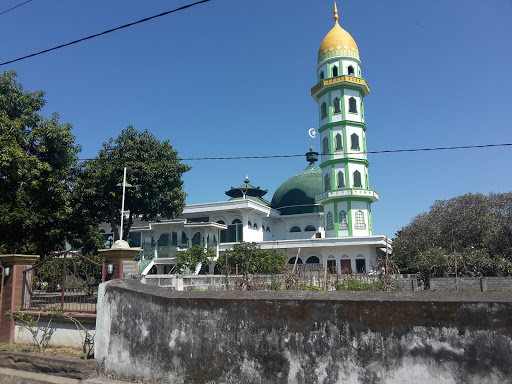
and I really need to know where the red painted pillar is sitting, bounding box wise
[102,260,123,282]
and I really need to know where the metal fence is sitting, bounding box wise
[22,251,102,313]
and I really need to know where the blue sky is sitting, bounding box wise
[2,0,511,238]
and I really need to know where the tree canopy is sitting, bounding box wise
[393,193,512,277]
[217,242,286,275]
[0,70,87,256]
[76,126,191,241]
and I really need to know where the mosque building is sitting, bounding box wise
[126,4,390,275]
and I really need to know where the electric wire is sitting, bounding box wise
[71,142,510,162]
[0,0,32,16]
[0,0,210,66]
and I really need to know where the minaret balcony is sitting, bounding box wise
[311,75,370,101]
[315,188,379,203]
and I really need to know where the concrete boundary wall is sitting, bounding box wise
[95,279,512,384]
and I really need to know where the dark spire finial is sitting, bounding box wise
[306,147,319,164]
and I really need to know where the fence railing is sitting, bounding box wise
[21,251,102,313]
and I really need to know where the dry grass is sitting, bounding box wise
[0,343,84,358]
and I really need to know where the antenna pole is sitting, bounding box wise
[120,167,127,241]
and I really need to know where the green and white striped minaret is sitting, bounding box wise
[313,3,378,238]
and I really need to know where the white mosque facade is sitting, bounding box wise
[120,5,390,275]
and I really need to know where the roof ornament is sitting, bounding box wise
[245,173,249,184]
[334,2,339,25]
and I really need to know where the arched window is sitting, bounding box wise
[324,174,331,191]
[306,256,320,264]
[332,65,338,77]
[248,221,252,228]
[321,102,327,119]
[216,220,225,225]
[304,225,316,232]
[335,133,342,150]
[232,219,241,224]
[351,133,359,150]
[320,71,324,81]
[288,257,303,265]
[253,223,258,230]
[333,97,341,114]
[337,171,345,188]
[290,226,301,233]
[339,211,348,228]
[349,97,357,113]
[353,170,362,188]
[355,211,366,229]
[326,211,334,231]
[323,137,329,156]
[266,226,270,232]
[348,65,354,76]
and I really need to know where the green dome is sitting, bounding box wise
[271,163,324,215]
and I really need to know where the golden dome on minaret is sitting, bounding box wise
[318,3,359,62]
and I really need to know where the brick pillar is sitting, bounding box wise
[0,264,33,344]
[102,260,123,282]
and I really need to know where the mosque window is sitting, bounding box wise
[290,226,301,233]
[288,257,303,265]
[254,223,258,230]
[323,137,329,156]
[320,71,324,81]
[350,133,359,150]
[348,97,357,113]
[324,174,331,191]
[337,171,345,188]
[321,102,327,119]
[304,225,316,232]
[306,256,320,264]
[266,226,270,232]
[348,65,354,76]
[232,219,241,224]
[353,170,362,188]
[355,210,366,229]
[339,211,348,228]
[326,212,334,231]
[332,65,338,77]
[335,133,342,150]
[216,220,225,225]
[248,221,252,228]
[333,97,341,114]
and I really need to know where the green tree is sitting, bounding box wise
[174,245,215,274]
[217,242,286,275]
[76,126,190,240]
[393,193,512,276]
[0,71,91,256]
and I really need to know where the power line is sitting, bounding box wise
[68,143,511,162]
[0,0,32,16]
[0,0,210,66]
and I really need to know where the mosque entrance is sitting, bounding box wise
[341,260,352,274]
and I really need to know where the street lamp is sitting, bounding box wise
[116,167,133,241]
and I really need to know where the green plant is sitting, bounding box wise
[334,279,386,291]
[265,279,284,290]
[290,284,323,291]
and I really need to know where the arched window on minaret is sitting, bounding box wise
[326,212,334,231]
[348,97,357,113]
[323,137,329,156]
[350,133,359,150]
[353,170,362,188]
[348,65,355,76]
[333,97,341,114]
[339,211,348,228]
[337,171,345,188]
[324,174,331,191]
[321,102,327,119]
[335,133,342,150]
[320,71,324,81]
[332,65,339,77]
[355,211,366,229]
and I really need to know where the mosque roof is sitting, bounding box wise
[270,149,324,216]
[318,3,360,62]
[225,176,270,206]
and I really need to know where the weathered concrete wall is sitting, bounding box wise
[96,279,512,384]
[431,276,512,291]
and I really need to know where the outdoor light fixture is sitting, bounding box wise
[107,264,114,275]
[4,267,10,277]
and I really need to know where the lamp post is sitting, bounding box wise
[116,167,133,241]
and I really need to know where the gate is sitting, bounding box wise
[21,251,102,313]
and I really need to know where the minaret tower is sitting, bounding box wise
[313,3,378,237]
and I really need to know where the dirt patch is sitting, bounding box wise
[0,344,84,358]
